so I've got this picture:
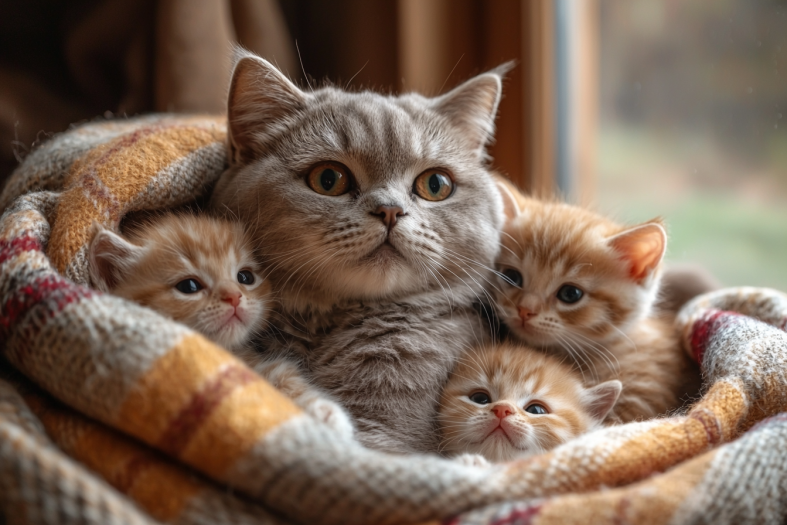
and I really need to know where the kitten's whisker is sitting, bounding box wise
[553,332,596,382]
[567,331,620,375]
[608,324,639,354]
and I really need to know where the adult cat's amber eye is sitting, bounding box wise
[413,169,454,201]
[307,162,352,196]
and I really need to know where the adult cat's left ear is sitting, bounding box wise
[431,63,511,155]
[608,221,667,283]
[583,379,622,422]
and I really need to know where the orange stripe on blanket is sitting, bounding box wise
[48,122,224,273]
[157,364,258,456]
[118,333,301,478]
[533,452,715,525]
[26,394,202,522]
[117,334,245,444]
[179,379,302,479]
[503,380,746,494]
[587,380,745,488]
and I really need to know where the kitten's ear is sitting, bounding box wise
[431,63,511,155]
[227,48,308,164]
[608,221,667,283]
[495,179,521,220]
[582,380,622,422]
[88,223,143,292]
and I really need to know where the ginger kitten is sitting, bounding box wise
[493,183,699,423]
[87,214,354,437]
[439,342,621,463]
[88,214,270,353]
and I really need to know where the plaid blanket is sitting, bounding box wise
[1,115,786,525]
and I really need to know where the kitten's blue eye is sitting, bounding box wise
[556,284,584,304]
[237,270,255,285]
[307,162,352,196]
[502,269,523,287]
[469,391,491,404]
[175,279,202,294]
[525,403,548,415]
[414,170,454,201]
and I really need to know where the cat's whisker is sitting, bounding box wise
[607,324,639,354]
[421,254,492,319]
[498,230,522,252]
[289,244,346,307]
[417,258,456,308]
[552,332,596,383]
[566,330,620,375]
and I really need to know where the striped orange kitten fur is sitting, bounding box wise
[87,214,354,437]
[88,214,270,353]
[493,181,698,423]
[439,342,621,463]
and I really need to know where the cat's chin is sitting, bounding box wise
[210,321,254,353]
[468,431,535,463]
[364,240,402,261]
[507,322,554,347]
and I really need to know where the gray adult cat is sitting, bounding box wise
[211,49,506,453]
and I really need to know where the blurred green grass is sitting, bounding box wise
[596,126,787,291]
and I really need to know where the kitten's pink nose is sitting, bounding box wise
[518,307,537,322]
[372,205,404,230]
[491,403,515,419]
[221,291,242,307]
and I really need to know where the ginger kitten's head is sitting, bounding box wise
[210,49,507,310]
[439,342,621,462]
[87,215,271,351]
[494,183,667,350]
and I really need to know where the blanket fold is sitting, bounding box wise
[1,116,786,525]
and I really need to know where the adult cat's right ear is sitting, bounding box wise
[87,223,143,292]
[227,47,308,164]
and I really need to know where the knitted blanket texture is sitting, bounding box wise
[0,115,786,525]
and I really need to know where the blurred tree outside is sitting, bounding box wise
[597,0,787,289]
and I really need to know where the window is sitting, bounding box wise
[597,0,787,289]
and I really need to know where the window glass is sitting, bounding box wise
[598,0,787,289]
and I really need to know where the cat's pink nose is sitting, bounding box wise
[373,205,404,230]
[221,291,242,307]
[518,307,537,322]
[491,404,514,419]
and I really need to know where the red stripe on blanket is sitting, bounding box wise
[0,233,44,264]
[689,310,743,365]
[688,409,722,445]
[157,364,258,456]
[1,274,94,334]
[489,504,542,525]
[444,504,542,525]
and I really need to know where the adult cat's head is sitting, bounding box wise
[211,49,506,310]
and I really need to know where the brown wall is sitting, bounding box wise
[0,0,580,195]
